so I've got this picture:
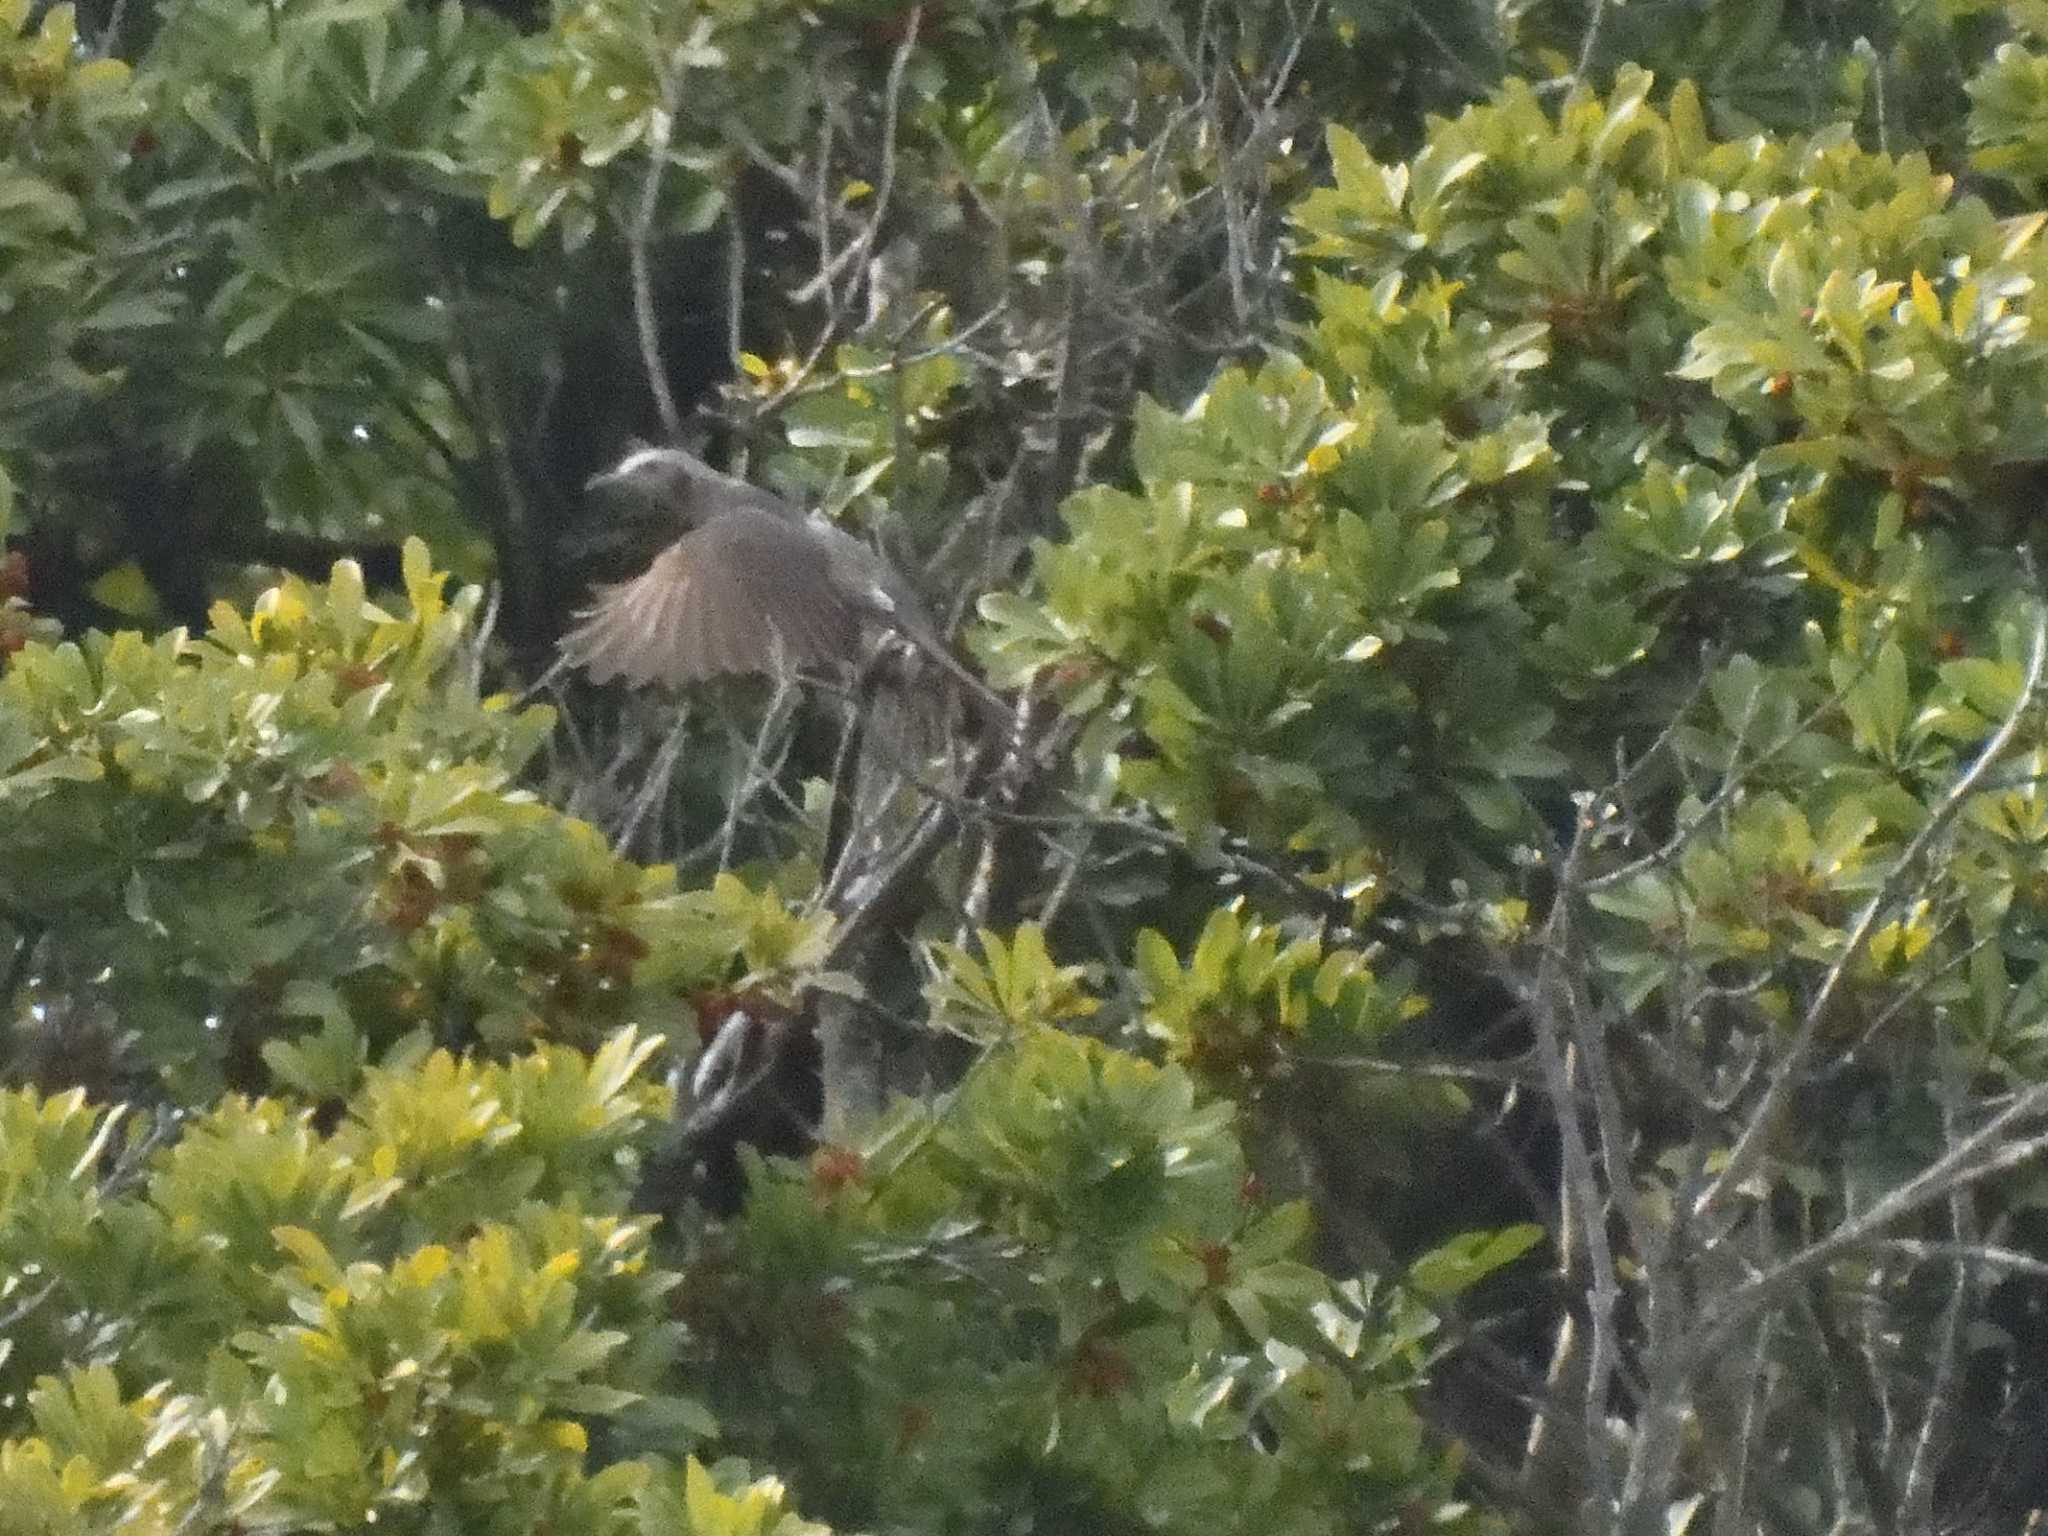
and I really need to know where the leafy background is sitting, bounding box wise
[9,0,2048,1531]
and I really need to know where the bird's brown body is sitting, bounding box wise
[560,444,996,712]
[561,446,917,682]
[563,503,872,687]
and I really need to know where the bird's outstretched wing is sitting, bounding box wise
[560,514,867,687]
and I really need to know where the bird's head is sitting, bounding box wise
[585,441,794,528]
[585,443,715,514]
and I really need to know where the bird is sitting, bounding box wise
[566,446,999,1216]
[559,443,998,711]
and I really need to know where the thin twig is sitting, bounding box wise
[718,672,799,871]
[630,94,684,438]
[1574,0,1610,86]
[1525,814,1622,1521]
[1706,1080,2048,1349]
[790,8,922,306]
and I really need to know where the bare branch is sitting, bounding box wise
[790,8,922,307]
[630,95,684,439]
[1574,0,1610,85]
[1694,601,2048,1223]
[1705,1080,2048,1350]
[1525,815,1623,1521]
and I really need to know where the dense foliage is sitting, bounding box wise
[11,0,2048,1532]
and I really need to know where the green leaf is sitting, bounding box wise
[223,299,292,357]
[1408,1224,1544,1299]
[80,295,178,332]
[88,561,160,618]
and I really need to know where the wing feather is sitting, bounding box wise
[680,567,723,677]
[647,547,698,680]
[561,542,699,686]
[714,513,864,668]
[560,512,879,688]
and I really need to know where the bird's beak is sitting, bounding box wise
[584,466,624,493]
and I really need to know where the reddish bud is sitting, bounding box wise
[1047,657,1100,690]
[894,1402,932,1454]
[309,763,364,799]
[687,986,797,1031]
[383,865,440,932]
[1067,1336,1137,1399]
[688,991,738,1044]
[336,662,383,694]
[1193,1240,1232,1289]
[0,551,30,601]
[597,924,650,963]
[591,924,648,984]
[810,1144,864,1198]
